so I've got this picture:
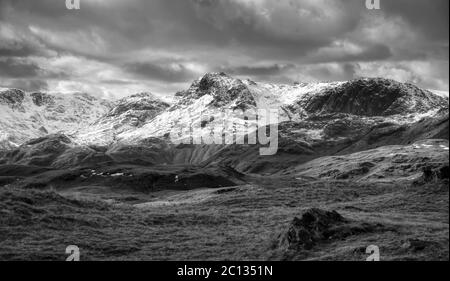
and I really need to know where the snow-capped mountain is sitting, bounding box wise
[0,73,448,150]
[0,89,113,150]
[76,73,348,145]
[75,92,170,145]
[292,78,448,117]
[0,73,448,177]
[76,73,448,146]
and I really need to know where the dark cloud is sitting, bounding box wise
[0,0,448,94]
[308,43,393,64]
[303,63,360,82]
[0,57,68,82]
[0,58,41,78]
[345,44,392,62]
[0,0,361,59]
[124,62,198,83]
[100,79,137,85]
[382,0,449,41]
[0,79,48,92]
[0,26,55,58]
[0,42,40,57]
[219,64,295,76]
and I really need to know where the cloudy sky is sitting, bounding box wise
[0,0,448,99]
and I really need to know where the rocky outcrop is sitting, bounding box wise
[0,89,26,111]
[30,92,55,107]
[0,89,25,106]
[299,78,448,117]
[106,92,169,119]
[0,89,113,150]
[175,72,257,110]
[278,208,390,251]
[418,165,449,183]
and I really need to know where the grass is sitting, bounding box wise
[0,177,448,261]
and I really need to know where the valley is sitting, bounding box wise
[0,73,448,261]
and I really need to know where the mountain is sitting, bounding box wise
[0,89,113,150]
[0,73,447,177]
[3,74,447,151]
[74,74,447,147]
[295,78,447,116]
[98,72,280,145]
[75,92,170,145]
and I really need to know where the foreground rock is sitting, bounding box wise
[277,209,391,251]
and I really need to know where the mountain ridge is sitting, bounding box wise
[1,74,448,151]
[0,74,448,180]
[0,89,113,150]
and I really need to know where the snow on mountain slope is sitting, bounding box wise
[0,89,113,150]
[243,79,345,121]
[2,74,448,150]
[245,80,344,110]
[75,92,170,145]
[78,73,346,145]
[1,74,448,172]
[114,73,278,144]
[76,73,270,145]
[430,90,450,98]
[81,73,447,146]
[294,78,448,117]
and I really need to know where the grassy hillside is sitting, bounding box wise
[0,176,448,261]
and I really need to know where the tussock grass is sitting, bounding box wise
[0,178,448,261]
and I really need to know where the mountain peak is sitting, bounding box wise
[0,88,26,106]
[108,92,170,117]
[175,72,257,110]
[30,92,55,107]
[0,89,113,150]
[298,77,448,117]
[125,92,159,100]
[197,72,233,90]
